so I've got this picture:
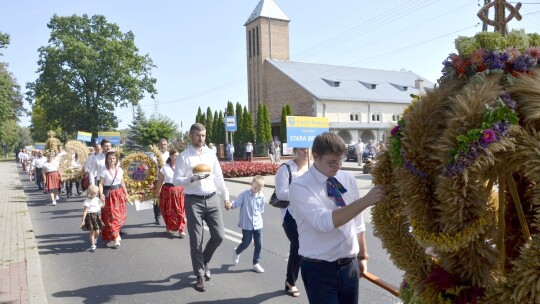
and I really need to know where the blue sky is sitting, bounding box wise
[1,0,539,132]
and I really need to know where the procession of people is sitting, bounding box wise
[16,123,384,304]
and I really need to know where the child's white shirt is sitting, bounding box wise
[84,197,102,213]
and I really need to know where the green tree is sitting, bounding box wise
[226,101,234,116]
[28,98,63,143]
[127,105,147,149]
[196,107,203,124]
[0,32,9,55]
[205,107,213,145]
[280,104,292,143]
[26,14,157,140]
[211,110,218,144]
[234,102,244,146]
[137,114,177,147]
[262,104,272,143]
[216,111,225,145]
[242,105,254,145]
[0,63,24,141]
[1,119,19,154]
[18,126,33,148]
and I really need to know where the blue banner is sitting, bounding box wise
[97,132,121,145]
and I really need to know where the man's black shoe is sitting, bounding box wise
[119,230,126,236]
[204,263,211,281]
[195,277,205,292]
[155,217,161,225]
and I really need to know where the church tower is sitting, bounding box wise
[245,0,290,117]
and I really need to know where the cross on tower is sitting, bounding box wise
[477,0,522,36]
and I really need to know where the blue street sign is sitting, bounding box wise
[225,116,237,132]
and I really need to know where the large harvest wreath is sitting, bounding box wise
[372,31,540,304]
[59,140,89,181]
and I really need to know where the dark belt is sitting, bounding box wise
[303,256,356,266]
[163,183,175,187]
[186,192,216,200]
[103,184,122,190]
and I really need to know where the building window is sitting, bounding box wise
[248,31,252,57]
[256,27,259,54]
[252,28,256,57]
[371,113,381,122]
[349,113,360,121]
[392,114,400,122]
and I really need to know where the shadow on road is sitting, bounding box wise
[50,272,192,304]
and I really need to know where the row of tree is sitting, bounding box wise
[194,101,292,157]
[0,32,27,155]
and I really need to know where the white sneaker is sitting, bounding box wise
[253,263,264,273]
[90,245,96,251]
[51,201,57,206]
[55,195,60,200]
[232,248,240,264]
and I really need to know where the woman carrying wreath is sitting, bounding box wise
[99,151,130,247]
[156,149,186,238]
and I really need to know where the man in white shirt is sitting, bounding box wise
[32,150,47,190]
[355,140,365,166]
[173,123,231,292]
[89,139,112,186]
[245,142,253,162]
[84,144,102,184]
[289,132,384,304]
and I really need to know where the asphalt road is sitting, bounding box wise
[21,169,403,304]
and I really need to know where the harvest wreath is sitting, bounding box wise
[121,151,158,203]
[372,31,540,304]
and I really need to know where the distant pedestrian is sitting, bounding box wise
[80,185,104,251]
[355,140,365,166]
[268,143,276,164]
[32,150,46,190]
[245,142,253,162]
[42,150,62,206]
[226,175,266,273]
[275,143,281,163]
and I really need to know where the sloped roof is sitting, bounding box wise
[267,59,435,104]
[245,0,290,26]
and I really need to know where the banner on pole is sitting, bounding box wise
[286,116,329,148]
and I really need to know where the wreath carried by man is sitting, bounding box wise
[372,30,540,304]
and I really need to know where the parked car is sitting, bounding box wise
[346,146,357,162]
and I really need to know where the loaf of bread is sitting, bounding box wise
[193,163,212,174]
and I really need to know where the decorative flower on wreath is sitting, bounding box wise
[121,152,158,203]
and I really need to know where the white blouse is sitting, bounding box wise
[160,164,175,184]
[100,167,123,186]
[83,197,102,213]
[42,161,59,173]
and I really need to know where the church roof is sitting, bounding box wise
[267,59,435,104]
[245,0,290,26]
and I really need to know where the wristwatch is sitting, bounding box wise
[358,254,369,260]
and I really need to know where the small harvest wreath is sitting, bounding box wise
[372,30,540,304]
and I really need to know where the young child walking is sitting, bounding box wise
[81,185,104,251]
[226,175,266,273]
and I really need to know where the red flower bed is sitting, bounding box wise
[220,161,279,178]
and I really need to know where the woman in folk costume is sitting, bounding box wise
[99,151,130,248]
[156,149,186,238]
[42,149,62,206]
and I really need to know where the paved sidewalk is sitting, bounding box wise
[0,161,47,304]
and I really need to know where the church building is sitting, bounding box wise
[245,0,434,144]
